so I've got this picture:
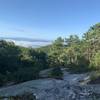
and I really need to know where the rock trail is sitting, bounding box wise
[0,70,100,100]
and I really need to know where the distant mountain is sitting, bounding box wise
[0,37,52,48]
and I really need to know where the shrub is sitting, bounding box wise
[89,71,100,84]
[90,51,100,70]
[50,67,63,79]
[14,68,39,83]
[68,56,90,73]
[0,73,7,86]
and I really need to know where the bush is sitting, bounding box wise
[68,56,90,73]
[90,51,100,70]
[50,67,63,79]
[89,71,100,84]
[0,73,7,86]
[14,68,39,83]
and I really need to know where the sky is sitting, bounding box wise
[0,0,100,40]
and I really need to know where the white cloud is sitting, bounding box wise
[5,39,51,48]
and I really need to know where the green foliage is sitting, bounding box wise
[0,41,21,74]
[38,23,100,74]
[50,67,63,79]
[68,56,89,73]
[89,71,100,84]
[0,23,100,85]
[14,67,39,83]
[0,40,48,85]
[53,37,64,48]
[65,35,80,46]
[90,51,100,70]
[0,73,7,86]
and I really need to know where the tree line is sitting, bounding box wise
[0,40,49,86]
